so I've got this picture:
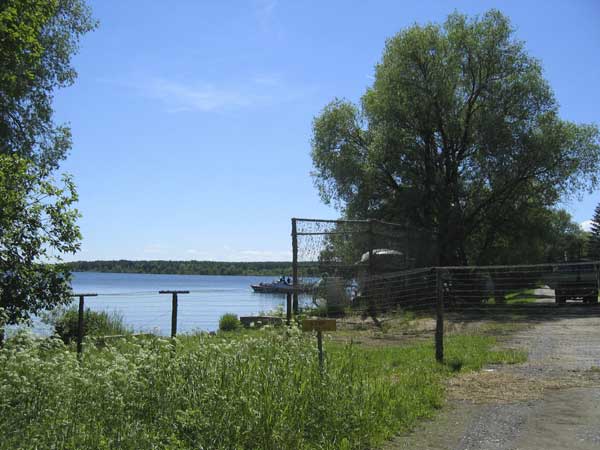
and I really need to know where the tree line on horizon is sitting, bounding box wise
[64,260,322,277]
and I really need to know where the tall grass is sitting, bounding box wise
[44,307,131,343]
[0,328,524,450]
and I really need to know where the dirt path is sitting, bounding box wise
[385,307,600,450]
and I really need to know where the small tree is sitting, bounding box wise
[588,203,600,259]
[0,155,81,339]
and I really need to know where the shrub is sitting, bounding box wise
[218,313,240,331]
[45,307,131,343]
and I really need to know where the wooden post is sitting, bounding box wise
[70,293,98,358]
[171,293,178,337]
[435,269,444,363]
[302,319,336,369]
[286,292,292,325]
[159,290,190,338]
[292,218,299,314]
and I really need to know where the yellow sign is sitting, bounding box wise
[302,319,337,332]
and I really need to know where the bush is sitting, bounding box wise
[45,307,131,343]
[218,313,240,331]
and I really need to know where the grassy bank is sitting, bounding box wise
[0,327,524,450]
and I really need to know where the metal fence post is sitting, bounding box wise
[292,218,299,314]
[435,269,444,363]
[367,219,376,319]
[159,290,190,338]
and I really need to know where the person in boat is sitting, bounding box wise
[286,277,291,284]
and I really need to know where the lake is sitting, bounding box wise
[61,272,306,334]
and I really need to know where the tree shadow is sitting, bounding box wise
[446,303,600,324]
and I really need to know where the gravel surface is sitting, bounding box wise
[386,299,600,450]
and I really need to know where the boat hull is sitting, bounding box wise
[251,283,313,294]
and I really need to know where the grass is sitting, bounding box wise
[43,306,132,343]
[505,288,539,305]
[0,325,524,450]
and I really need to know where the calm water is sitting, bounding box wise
[67,272,304,334]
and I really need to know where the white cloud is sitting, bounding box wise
[186,249,209,256]
[581,220,595,232]
[132,74,308,113]
[251,73,283,86]
[238,249,291,260]
[142,78,267,113]
[142,243,169,254]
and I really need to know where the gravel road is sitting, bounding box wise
[386,300,600,450]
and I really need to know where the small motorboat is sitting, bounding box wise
[251,278,314,294]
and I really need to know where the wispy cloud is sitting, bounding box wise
[143,243,170,254]
[238,249,291,260]
[255,0,278,30]
[186,249,209,256]
[581,220,595,232]
[131,74,307,113]
[141,78,268,113]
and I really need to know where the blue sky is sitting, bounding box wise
[54,0,600,261]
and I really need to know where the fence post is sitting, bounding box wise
[286,292,292,325]
[292,218,299,314]
[70,293,98,358]
[435,269,444,363]
[367,219,376,319]
[159,290,190,338]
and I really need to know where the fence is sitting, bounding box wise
[291,217,435,316]
[291,217,600,362]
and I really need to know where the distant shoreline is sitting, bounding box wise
[64,260,319,277]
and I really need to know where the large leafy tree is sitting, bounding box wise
[0,0,95,335]
[311,10,600,265]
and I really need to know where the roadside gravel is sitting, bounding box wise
[385,300,600,450]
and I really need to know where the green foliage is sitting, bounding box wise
[218,313,240,331]
[0,0,95,331]
[588,203,600,259]
[311,10,600,266]
[0,328,523,449]
[64,260,321,276]
[0,0,97,168]
[469,207,589,264]
[0,154,81,326]
[44,307,131,343]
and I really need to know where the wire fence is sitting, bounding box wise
[291,217,435,315]
[291,217,600,361]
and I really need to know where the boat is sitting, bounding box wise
[251,279,315,294]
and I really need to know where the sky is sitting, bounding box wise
[54,0,600,261]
